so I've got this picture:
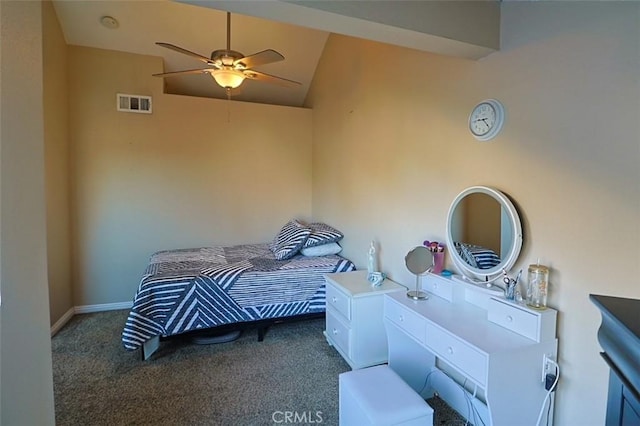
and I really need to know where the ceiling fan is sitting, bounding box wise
[153,12,300,94]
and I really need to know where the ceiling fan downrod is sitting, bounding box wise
[226,12,231,51]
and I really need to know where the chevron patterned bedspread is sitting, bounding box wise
[122,243,355,351]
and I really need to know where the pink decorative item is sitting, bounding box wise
[423,240,445,274]
[432,252,445,274]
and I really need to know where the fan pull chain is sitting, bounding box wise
[226,88,232,123]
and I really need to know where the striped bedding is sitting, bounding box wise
[122,243,355,351]
[454,242,501,270]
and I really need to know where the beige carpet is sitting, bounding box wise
[52,310,467,425]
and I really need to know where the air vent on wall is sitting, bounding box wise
[117,93,152,114]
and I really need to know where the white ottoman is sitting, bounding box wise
[339,365,434,426]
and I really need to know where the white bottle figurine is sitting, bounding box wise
[367,240,378,282]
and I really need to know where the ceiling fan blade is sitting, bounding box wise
[156,42,213,65]
[235,49,284,69]
[152,69,211,78]
[243,70,301,87]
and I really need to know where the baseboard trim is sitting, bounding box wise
[74,301,133,314]
[50,302,133,336]
[51,307,75,336]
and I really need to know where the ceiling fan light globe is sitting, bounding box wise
[211,69,245,89]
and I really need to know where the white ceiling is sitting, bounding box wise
[52,0,499,108]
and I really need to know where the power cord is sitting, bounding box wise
[545,387,555,426]
[419,368,486,426]
[417,358,557,426]
[536,358,559,426]
[466,381,486,426]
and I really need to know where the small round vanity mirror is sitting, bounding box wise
[445,186,523,283]
[405,245,432,300]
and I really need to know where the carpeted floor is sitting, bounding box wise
[52,310,468,425]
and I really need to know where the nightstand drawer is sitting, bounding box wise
[324,271,405,369]
[326,283,351,321]
[326,309,351,356]
[384,297,427,344]
[425,323,487,386]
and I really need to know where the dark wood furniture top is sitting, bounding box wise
[590,294,640,425]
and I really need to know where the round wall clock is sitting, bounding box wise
[468,99,505,141]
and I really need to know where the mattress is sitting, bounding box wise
[122,243,355,351]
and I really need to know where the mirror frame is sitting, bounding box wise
[405,245,432,275]
[445,186,523,281]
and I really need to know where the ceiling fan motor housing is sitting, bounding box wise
[211,49,245,68]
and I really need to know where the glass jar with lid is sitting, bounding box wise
[526,264,549,310]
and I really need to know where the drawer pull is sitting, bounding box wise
[332,297,337,303]
[433,283,438,289]
[506,315,513,322]
[332,328,338,335]
[447,346,454,355]
[399,315,404,322]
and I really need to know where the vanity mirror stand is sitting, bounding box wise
[384,186,559,425]
[405,246,431,300]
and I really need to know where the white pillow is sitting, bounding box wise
[301,242,342,257]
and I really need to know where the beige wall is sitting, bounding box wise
[307,2,639,425]
[43,0,72,326]
[68,46,313,305]
[0,1,55,424]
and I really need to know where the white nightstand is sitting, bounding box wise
[324,270,405,369]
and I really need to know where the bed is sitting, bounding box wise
[122,220,355,359]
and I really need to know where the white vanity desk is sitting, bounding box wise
[384,272,558,426]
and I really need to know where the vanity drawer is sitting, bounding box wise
[423,273,453,302]
[425,323,488,387]
[384,297,427,344]
[326,283,351,321]
[487,298,539,341]
[487,297,558,343]
[326,309,351,356]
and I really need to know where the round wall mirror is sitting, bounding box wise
[445,186,523,281]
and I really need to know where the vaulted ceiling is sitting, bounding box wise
[52,0,500,107]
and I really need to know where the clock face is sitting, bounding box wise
[469,99,504,141]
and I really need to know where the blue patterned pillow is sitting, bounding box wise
[303,222,344,248]
[454,242,500,270]
[455,242,479,268]
[271,220,312,260]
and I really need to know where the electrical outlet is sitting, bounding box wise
[542,354,555,382]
